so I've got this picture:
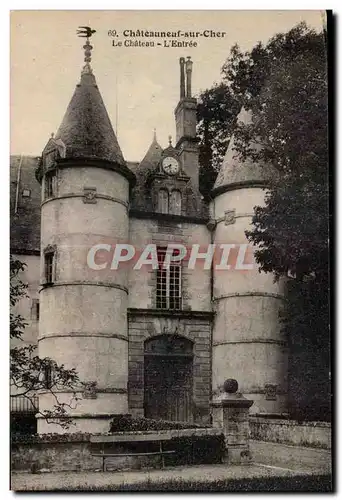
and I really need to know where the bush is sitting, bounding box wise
[109,415,210,433]
[11,432,92,444]
[169,434,225,466]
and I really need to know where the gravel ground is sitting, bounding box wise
[11,464,330,491]
[11,441,332,492]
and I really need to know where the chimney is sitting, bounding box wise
[185,57,193,98]
[174,56,199,191]
[179,57,185,99]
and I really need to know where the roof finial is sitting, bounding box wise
[168,135,172,146]
[77,26,96,75]
[51,132,54,138]
[153,128,157,141]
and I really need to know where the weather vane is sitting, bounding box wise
[77,26,96,74]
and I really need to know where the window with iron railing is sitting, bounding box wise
[156,247,182,310]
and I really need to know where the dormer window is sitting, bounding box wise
[170,190,182,215]
[157,188,182,215]
[158,189,169,214]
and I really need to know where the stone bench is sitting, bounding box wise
[91,434,175,471]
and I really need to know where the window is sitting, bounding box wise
[44,363,53,389]
[22,189,31,198]
[170,190,182,215]
[158,189,169,214]
[31,299,39,320]
[156,247,182,310]
[44,252,54,283]
[45,172,55,199]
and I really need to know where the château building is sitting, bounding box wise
[10,42,290,434]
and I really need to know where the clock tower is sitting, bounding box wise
[145,137,191,216]
[131,57,206,219]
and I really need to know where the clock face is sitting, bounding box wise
[162,156,179,175]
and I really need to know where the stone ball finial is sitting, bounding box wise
[223,379,238,393]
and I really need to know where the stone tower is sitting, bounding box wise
[210,108,288,415]
[37,38,135,433]
[174,56,199,191]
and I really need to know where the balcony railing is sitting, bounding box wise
[10,396,38,414]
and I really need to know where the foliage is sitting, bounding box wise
[109,414,211,432]
[10,256,28,339]
[170,434,225,466]
[11,432,92,444]
[10,255,81,429]
[237,25,329,418]
[197,83,240,196]
[197,22,327,194]
[197,22,329,419]
[237,24,328,278]
[197,21,329,416]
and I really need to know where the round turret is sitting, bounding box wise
[37,49,135,433]
[210,107,288,415]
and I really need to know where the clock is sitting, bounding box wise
[162,156,180,175]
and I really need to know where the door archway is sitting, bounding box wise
[144,335,193,422]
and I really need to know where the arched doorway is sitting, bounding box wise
[144,335,193,422]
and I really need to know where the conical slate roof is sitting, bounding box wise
[55,70,126,166]
[138,131,163,172]
[212,107,274,197]
[130,132,163,211]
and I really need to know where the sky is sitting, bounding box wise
[10,10,324,162]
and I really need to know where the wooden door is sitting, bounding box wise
[144,355,193,422]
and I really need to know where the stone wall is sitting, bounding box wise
[11,428,223,472]
[12,440,96,473]
[250,417,331,449]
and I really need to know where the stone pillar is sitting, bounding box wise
[211,379,253,464]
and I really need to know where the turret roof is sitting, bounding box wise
[212,107,274,197]
[55,70,126,166]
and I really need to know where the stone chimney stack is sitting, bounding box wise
[180,57,186,99]
[174,57,199,190]
[185,56,193,98]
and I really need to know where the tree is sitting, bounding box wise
[238,25,329,420]
[197,22,330,419]
[197,83,240,196]
[10,255,81,429]
[197,22,326,193]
